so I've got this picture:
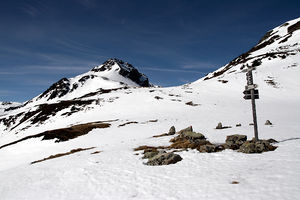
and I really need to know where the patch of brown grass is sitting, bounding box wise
[185,101,200,106]
[91,151,101,154]
[42,122,111,142]
[31,147,95,164]
[118,121,138,127]
[148,119,158,123]
[134,145,167,152]
[0,121,111,149]
[153,133,170,138]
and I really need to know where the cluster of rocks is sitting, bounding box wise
[216,120,273,129]
[224,134,277,153]
[136,126,278,166]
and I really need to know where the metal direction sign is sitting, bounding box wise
[245,84,258,90]
[244,67,259,141]
[243,89,259,100]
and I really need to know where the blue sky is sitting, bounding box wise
[0,0,299,102]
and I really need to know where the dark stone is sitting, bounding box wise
[216,122,223,129]
[143,151,159,159]
[226,134,247,150]
[180,131,206,141]
[288,21,300,34]
[267,138,278,143]
[37,78,70,100]
[168,126,176,135]
[198,144,216,153]
[265,120,273,125]
[177,126,193,135]
[239,139,277,153]
[146,152,182,166]
[215,144,226,152]
[216,122,231,129]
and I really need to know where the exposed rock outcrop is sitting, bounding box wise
[239,139,277,153]
[146,152,182,166]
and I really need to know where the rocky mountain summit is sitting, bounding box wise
[91,58,150,87]
[33,58,151,103]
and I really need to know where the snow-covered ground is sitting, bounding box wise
[0,17,300,200]
[0,101,22,116]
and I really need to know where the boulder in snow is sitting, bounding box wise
[226,134,247,150]
[239,139,277,153]
[168,126,176,135]
[146,152,182,166]
[265,120,273,125]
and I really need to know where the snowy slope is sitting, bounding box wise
[0,18,300,200]
[0,102,22,116]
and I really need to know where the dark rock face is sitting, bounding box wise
[216,122,231,129]
[78,75,96,83]
[239,139,277,153]
[168,126,176,135]
[226,134,247,150]
[216,122,223,129]
[177,126,193,135]
[288,21,300,34]
[179,131,206,141]
[198,144,216,153]
[38,78,70,100]
[265,120,273,125]
[91,58,151,87]
[1,102,12,105]
[146,152,182,166]
[143,151,159,159]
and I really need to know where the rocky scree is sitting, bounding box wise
[135,126,278,166]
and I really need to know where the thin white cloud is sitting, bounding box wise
[21,5,39,17]
[20,0,47,17]
[23,79,54,86]
[179,78,192,84]
[25,65,91,72]
[0,90,19,96]
[182,61,216,69]
[142,67,205,74]
[0,71,21,75]
[77,0,97,9]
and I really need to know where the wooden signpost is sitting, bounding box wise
[244,68,259,141]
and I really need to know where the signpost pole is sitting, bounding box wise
[251,88,259,141]
[246,68,259,141]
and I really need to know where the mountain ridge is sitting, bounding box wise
[0,17,299,141]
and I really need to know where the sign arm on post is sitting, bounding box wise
[244,67,259,141]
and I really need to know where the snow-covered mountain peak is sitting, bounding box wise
[258,17,300,45]
[32,58,151,103]
[91,58,150,87]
